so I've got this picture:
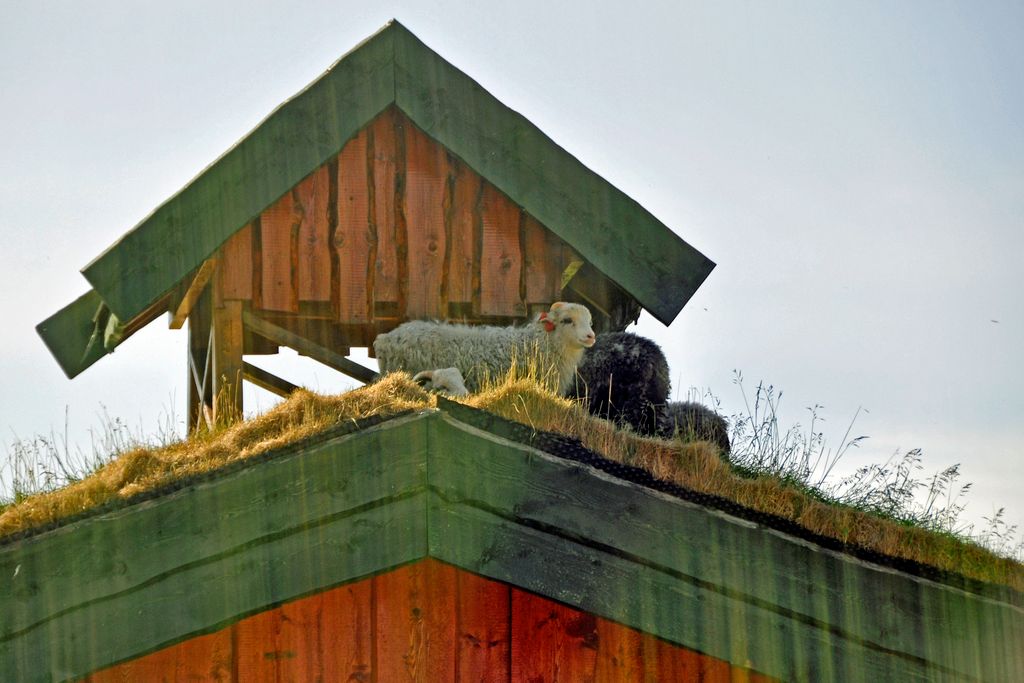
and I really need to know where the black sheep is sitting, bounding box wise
[569,331,670,436]
[658,401,732,456]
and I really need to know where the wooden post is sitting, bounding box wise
[212,300,244,425]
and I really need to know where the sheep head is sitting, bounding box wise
[541,302,596,349]
[413,367,470,396]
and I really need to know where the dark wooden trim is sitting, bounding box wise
[364,124,378,321]
[243,310,378,384]
[326,157,341,321]
[392,111,409,321]
[242,361,300,398]
[470,173,484,316]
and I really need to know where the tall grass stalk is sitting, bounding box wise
[723,371,1021,562]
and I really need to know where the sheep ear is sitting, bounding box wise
[550,301,566,311]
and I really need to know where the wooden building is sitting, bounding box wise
[2,401,1020,681]
[21,21,1021,682]
[36,20,714,431]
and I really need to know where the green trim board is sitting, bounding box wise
[35,291,114,380]
[3,407,1018,682]
[40,20,714,378]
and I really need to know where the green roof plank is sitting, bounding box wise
[4,409,1017,682]
[42,21,715,378]
[80,24,396,322]
[35,290,113,379]
[426,412,1018,682]
[393,23,714,324]
[0,415,430,681]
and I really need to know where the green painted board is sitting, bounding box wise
[35,290,111,379]
[80,23,396,322]
[43,21,714,379]
[0,413,431,682]
[393,23,715,324]
[3,409,1019,682]
[426,491,941,683]
[425,412,1023,682]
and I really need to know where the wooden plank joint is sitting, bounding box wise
[243,311,379,385]
[169,258,218,329]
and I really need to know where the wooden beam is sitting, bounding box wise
[243,311,379,385]
[243,361,300,398]
[169,258,217,329]
[212,300,244,424]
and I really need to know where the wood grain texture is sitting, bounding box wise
[594,616,644,682]
[446,157,480,309]
[219,224,253,301]
[375,560,457,682]
[260,190,300,312]
[295,166,333,302]
[369,108,400,309]
[511,589,598,682]
[212,300,243,423]
[391,22,714,325]
[457,567,511,682]
[235,580,373,682]
[82,561,771,683]
[336,129,373,323]
[402,117,448,318]
[522,212,563,305]
[85,628,233,682]
[479,184,524,317]
[169,258,217,329]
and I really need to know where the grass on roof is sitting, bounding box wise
[1,372,1022,592]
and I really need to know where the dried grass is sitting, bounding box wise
[2,371,1021,591]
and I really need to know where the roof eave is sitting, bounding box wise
[43,20,714,376]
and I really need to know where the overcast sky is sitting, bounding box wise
[1,2,1021,543]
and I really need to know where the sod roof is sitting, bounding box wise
[1,375,1021,681]
[2,374,1021,594]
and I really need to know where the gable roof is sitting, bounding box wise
[37,20,714,379]
[2,401,1020,682]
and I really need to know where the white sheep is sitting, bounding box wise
[373,302,596,394]
[413,367,470,396]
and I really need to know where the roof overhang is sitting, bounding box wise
[38,20,715,379]
[1,403,1019,681]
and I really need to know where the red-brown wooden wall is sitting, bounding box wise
[215,107,585,351]
[85,559,776,682]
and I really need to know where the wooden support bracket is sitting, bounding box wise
[169,258,218,329]
[243,361,301,398]
[243,311,379,385]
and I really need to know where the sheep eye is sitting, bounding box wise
[561,318,572,325]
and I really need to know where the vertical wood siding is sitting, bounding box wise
[85,559,775,682]
[213,106,586,344]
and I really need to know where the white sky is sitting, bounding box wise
[1,2,1021,542]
